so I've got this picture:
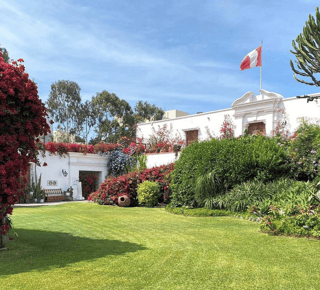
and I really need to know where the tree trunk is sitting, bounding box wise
[1,216,6,249]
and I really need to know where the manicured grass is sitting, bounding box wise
[165,204,233,217]
[2,203,320,289]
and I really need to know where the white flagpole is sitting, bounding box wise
[260,40,263,91]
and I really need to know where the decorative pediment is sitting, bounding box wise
[231,89,283,119]
[231,92,256,107]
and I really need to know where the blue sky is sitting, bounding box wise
[1,0,320,117]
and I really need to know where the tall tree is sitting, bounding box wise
[77,100,96,144]
[92,91,135,143]
[134,101,164,123]
[46,80,82,142]
[290,7,320,92]
[0,45,9,63]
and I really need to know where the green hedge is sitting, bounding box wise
[171,136,290,207]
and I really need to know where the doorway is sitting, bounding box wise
[247,122,265,135]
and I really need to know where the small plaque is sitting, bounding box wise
[47,180,58,186]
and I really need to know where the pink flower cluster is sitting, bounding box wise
[0,54,50,236]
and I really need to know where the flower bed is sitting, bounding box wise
[88,163,174,206]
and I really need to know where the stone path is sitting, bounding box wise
[14,200,90,207]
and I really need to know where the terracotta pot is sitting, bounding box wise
[118,195,131,207]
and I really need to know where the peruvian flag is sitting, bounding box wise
[240,46,262,71]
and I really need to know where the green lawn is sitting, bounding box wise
[1,203,320,290]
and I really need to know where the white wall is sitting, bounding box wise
[283,97,320,132]
[137,90,320,144]
[146,152,180,168]
[31,152,108,200]
[137,108,233,145]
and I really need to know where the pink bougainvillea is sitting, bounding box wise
[88,163,174,206]
[37,141,121,157]
[79,172,98,199]
[0,53,50,244]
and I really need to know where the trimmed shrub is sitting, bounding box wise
[171,135,290,207]
[88,163,174,206]
[137,181,160,207]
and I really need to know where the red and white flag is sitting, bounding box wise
[240,46,262,71]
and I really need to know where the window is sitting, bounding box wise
[186,130,198,146]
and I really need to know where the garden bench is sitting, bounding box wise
[44,189,66,202]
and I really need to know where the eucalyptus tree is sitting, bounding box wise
[91,90,135,143]
[77,100,96,144]
[46,80,82,142]
[134,101,164,123]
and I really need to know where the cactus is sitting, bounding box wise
[290,7,320,89]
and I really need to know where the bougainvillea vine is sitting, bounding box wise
[0,53,50,247]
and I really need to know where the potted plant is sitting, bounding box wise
[64,187,73,201]
[39,189,45,203]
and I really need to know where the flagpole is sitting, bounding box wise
[260,40,263,91]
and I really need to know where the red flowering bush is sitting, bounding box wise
[79,172,98,199]
[94,142,121,154]
[117,136,136,147]
[39,142,115,157]
[88,163,174,206]
[0,54,50,246]
[144,124,185,154]
[220,114,235,139]
[122,142,145,156]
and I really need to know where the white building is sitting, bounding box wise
[30,153,108,200]
[28,89,320,199]
[137,89,320,146]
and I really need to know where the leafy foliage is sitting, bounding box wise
[134,100,164,123]
[91,90,135,143]
[287,118,320,181]
[171,135,290,207]
[195,171,222,206]
[206,178,302,213]
[137,181,160,207]
[259,181,320,238]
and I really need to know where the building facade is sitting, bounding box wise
[137,89,320,145]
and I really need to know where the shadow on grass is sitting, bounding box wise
[0,228,146,275]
